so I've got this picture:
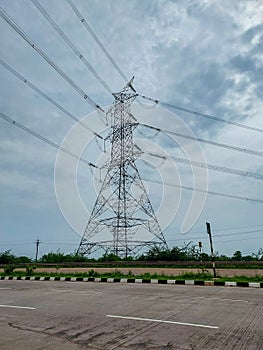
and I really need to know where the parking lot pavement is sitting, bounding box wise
[0,280,262,349]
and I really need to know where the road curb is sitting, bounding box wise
[1,276,262,288]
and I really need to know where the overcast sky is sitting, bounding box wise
[0,0,262,259]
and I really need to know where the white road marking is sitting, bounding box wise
[107,315,219,329]
[197,297,248,303]
[0,304,36,310]
[51,289,102,294]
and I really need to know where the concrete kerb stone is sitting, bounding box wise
[249,282,261,288]
[167,279,176,284]
[1,276,262,288]
[205,281,214,286]
[225,281,237,287]
[185,280,195,285]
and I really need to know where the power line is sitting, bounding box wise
[216,235,263,244]
[169,223,263,236]
[213,223,263,232]
[66,0,128,82]
[31,0,112,95]
[143,177,263,203]
[214,228,263,238]
[144,150,263,181]
[0,5,104,112]
[169,224,263,238]
[5,228,262,246]
[0,111,97,168]
[139,95,263,134]
[139,123,263,158]
[0,59,103,140]
[167,229,263,244]
[168,235,263,244]
[2,107,261,204]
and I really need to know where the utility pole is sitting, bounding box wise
[206,222,216,278]
[35,239,40,263]
[198,241,202,261]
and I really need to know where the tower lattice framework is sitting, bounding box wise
[77,79,168,257]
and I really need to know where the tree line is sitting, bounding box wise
[0,245,263,264]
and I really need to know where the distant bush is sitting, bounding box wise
[16,256,32,264]
[25,265,36,276]
[98,253,121,262]
[3,265,15,274]
[87,269,99,277]
[39,251,89,263]
[179,271,214,280]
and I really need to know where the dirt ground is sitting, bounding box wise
[10,267,263,277]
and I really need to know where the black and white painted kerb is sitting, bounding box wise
[1,276,262,288]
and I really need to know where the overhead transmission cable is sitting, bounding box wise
[143,150,263,181]
[66,0,128,82]
[211,228,263,238]
[139,94,263,134]
[31,0,112,95]
[139,123,263,158]
[168,228,263,244]
[0,59,103,140]
[213,223,263,232]
[1,110,261,203]
[173,223,263,236]
[0,112,97,168]
[214,235,263,244]
[143,177,263,203]
[0,6,103,112]
[168,234,263,245]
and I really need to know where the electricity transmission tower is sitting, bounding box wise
[77,78,168,257]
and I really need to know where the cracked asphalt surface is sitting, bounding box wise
[0,280,262,349]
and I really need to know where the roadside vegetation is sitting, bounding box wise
[1,246,263,275]
[1,268,263,283]
[1,246,263,265]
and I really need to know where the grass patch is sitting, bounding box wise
[177,272,214,280]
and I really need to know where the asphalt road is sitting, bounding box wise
[0,280,262,349]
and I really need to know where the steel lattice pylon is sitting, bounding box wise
[77,79,168,257]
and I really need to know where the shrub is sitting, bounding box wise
[25,265,36,276]
[3,265,15,275]
[87,269,99,277]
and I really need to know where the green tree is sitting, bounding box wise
[0,250,16,264]
[232,250,242,261]
[252,248,263,261]
[16,256,32,264]
[199,253,210,261]
[39,251,89,263]
[98,253,121,262]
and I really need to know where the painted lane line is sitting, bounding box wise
[197,297,248,303]
[0,304,36,310]
[51,289,102,294]
[107,315,219,329]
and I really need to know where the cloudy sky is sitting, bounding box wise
[0,0,262,259]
